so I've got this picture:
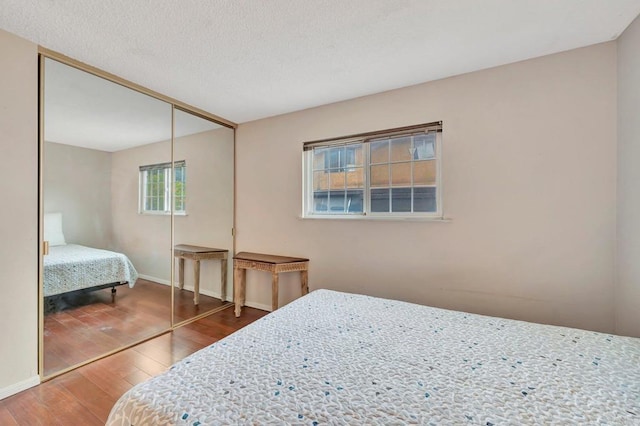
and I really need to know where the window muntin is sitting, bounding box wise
[311,143,364,214]
[139,161,186,214]
[368,132,437,213]
[303,123,441,218]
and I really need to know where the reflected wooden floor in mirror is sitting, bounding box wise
[3,306,267,425]
[44,278,228,376]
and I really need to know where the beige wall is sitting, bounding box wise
[616,15,640,337]
[0,29,39,396]
[44,142,113,249]
[236,42,618,332]
[111,128,234,298]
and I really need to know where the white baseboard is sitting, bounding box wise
[0,375,40,400]
[243,301,272,312]
[137,274,231,302]
[138,274,171,286]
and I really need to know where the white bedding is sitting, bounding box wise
[107,289,640,425]
[43,244,138,297]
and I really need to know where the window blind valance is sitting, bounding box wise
[302,121,442,151]
[139,160,186,172]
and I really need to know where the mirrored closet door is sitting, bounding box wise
[173,109,234,324]
[40,55,235,378]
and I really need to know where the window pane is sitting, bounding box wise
[391,187,411,212]
[413,133,436,160]
[328,170,345,190]
[175,181,184,198]
[414,187,437,212]
[370,140,389,164]
[328,190,346,212]
[370,164,389,187]
[371,188,390,212]
[413,160,436,185]
[325,146,346,169]
[313,148,327,170]
[313,191,328,211]
[390,136,412,162]
[391,162,411,186]
[345,167,364,188]
[346,144,363,167]
[313,171,328,191]
[346,190,364,213]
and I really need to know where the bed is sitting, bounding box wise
[106,289,640,425]
[43,212,138,300]
[43,244,138,298]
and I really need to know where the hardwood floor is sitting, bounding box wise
[2,305,267,425]
[44,278,226,376]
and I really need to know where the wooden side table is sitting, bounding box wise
[233,252,309,317]
[174,245,229,305]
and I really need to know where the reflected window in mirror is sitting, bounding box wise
[139,160,187,214]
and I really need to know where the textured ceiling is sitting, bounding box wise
[2,0,640,123]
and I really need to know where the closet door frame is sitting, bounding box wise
[37,47,237,381]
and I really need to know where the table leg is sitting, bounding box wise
[234,266,244,317]
[220,257,227,302]
[193,259,200,305]
[272,272,279,312]
[300,269,309,295]
[178,257,185,290]
[240,269,246,307]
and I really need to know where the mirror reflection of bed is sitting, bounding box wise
[42,58,233,378]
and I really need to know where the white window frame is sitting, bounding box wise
[139,161,186,215]
[302,122,443,220]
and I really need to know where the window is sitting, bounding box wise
[303,122,442,218]
[139,161,186,214]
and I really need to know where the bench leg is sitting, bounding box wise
[300,270,309,295]
[220,258,227,302]
[193,260,200,305]
[234,266,246,317]
[271,272,279,312]
[178,257,185,290]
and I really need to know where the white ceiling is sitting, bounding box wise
[2,0,640,124]
[44,58,221,152]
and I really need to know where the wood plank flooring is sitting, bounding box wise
[44,278,226,376]
[2,305,267,425]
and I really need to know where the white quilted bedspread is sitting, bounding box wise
[43,244,138,297]
[107,290,640,425]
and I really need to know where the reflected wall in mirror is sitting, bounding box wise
[42,58,172,377]
[173,109,235,324]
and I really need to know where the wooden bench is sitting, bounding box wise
[233,252,309,317]
[174,245,228,305]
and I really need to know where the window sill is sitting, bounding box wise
[299,214,451,222]
[139,212,188,216]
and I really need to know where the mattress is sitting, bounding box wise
[43,244,138,297]
[107,289,640,425]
